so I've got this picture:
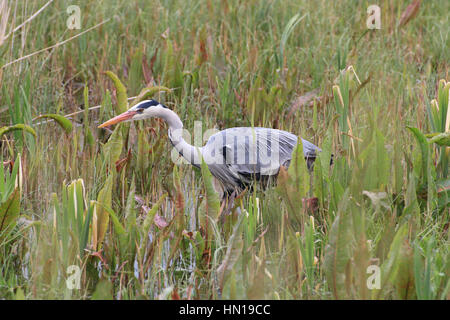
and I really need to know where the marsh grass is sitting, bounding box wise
[0,0,448,300]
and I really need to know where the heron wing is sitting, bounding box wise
[204,127,320,181]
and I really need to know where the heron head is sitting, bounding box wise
[98,99,168,128]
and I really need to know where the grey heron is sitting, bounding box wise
[99,99,324,196]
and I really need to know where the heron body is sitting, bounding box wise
[198,127,319,193]
[99,99,322,195]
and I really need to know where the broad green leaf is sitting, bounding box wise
[373,223,408,299]
[287,138,309,197]
[103,126,124,168]
[80,201,94,256]
[84,127,95,147]
[395,239,416,299]
[0,188,20,239]
[299,220,316,291]
[403,174,420,217]
[34,114,73,134]
[414,240,436,300]
[217,214,244,290]
[66,179,85,223]
[1,154,21,203]
[437,80,449,132]
[407,126,430,184]
[14,287,25,300]
[199,151,221,221]
[142,193,168,234]
[276,167,302,219]
[94,175,113,250]
[0,124,36,138]
[105,71,128,113]
[324,189,353,299]
[91,280,113,300]
[123,177,137,261]
[426,131,450,146]
[97,202,125,236]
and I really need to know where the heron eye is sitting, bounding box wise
[136,108,144,114]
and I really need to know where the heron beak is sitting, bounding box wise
[98,111,137,128]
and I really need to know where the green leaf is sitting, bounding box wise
[102,126,124,169]
[287,138,309,197]
[14,287,25,300]
[403,174,420,217]
[94,175,113,250]
[324,189,353,299]
[414,240,436,300]
[91,280,113,300]
[437,80,449,132]
[142,193,168,235]
[217,214,244,290]
[0,188,20,239]
[199,151,221,222]
[84,127,95,147]
[407,126,430,184]
[99,202,125,236]
[279,13,307,68]
[80,201,94,256]
[105,71,128,113]
[395,239,416,299]
[1,154,22,203]
[83,85,94,147]
[34,114,73,134]
[373,223,408,299]
[426,131,450,146]
[299,220,316,290]
[0,124,36,138]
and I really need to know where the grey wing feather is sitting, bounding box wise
[202,127,320,190]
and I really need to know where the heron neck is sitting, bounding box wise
[159,108,183,130]
[161,108,201,167]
